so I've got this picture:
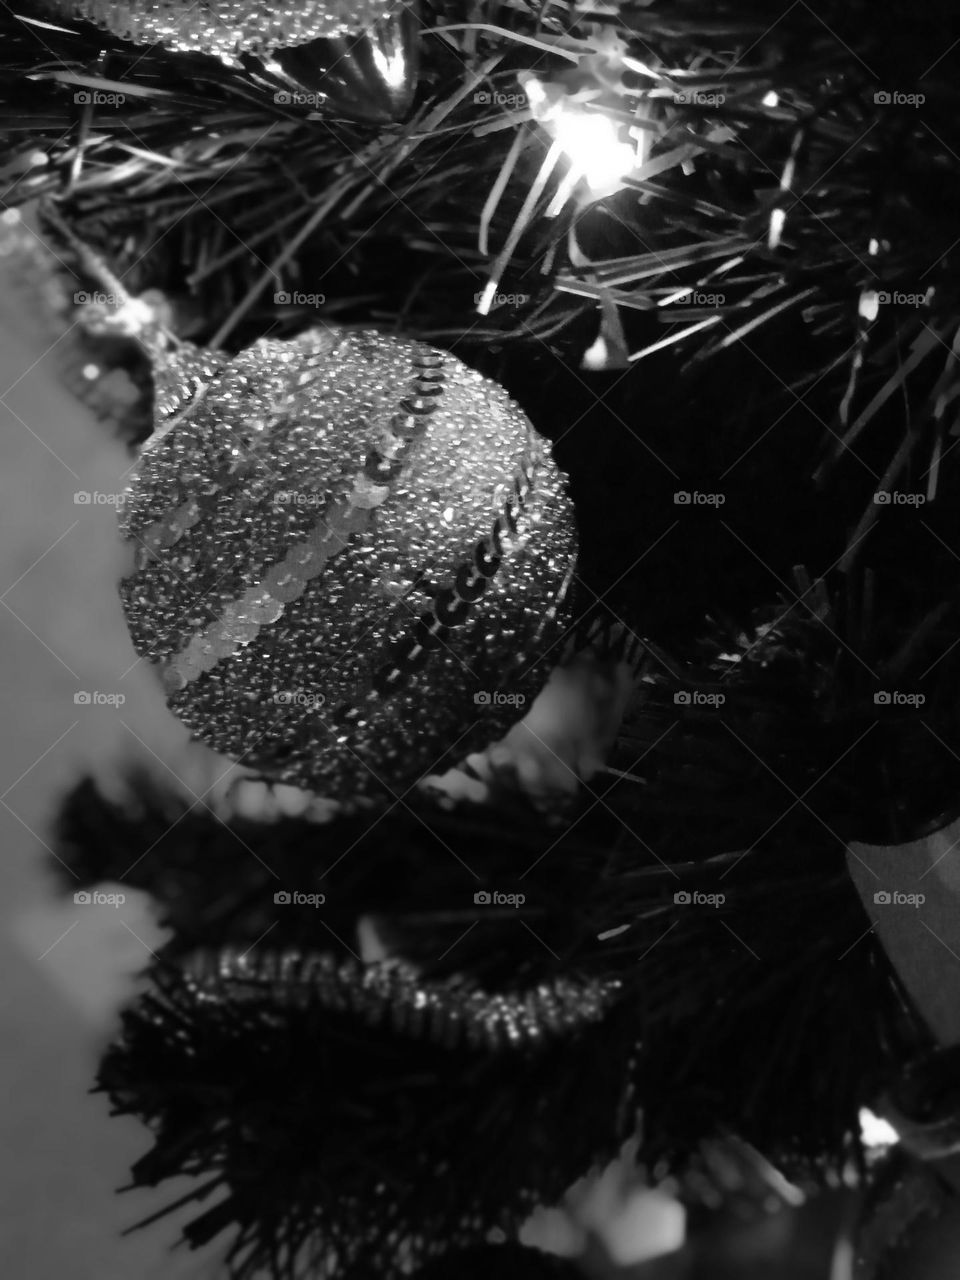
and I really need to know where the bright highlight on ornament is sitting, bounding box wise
[762,90,779,108]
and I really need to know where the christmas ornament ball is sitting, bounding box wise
[119,327,577,797]
[44,0,406,54]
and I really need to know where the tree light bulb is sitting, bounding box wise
[557,110,636,193]
[523,75,637,199]
[859,1107,899,1148]
[370,41,408,90]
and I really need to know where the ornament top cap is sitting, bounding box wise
[39,199,228,427]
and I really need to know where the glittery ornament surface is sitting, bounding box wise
[119,327,577,797]
[48,0,407,56]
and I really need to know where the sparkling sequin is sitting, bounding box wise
[48,0,406,54]
[120,327,577,797]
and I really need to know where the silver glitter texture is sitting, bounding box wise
[49,0,406,54]
[119,327,577,797]
[184,948,621,1051]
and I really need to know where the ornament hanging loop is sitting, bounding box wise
[38,198,181,353]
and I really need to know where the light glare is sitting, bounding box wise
[859,1107,899,1148]
[371,42,408,91]
[524,75,637,197]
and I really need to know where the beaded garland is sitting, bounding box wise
[119,326,577,797]
[185,948,622,1051]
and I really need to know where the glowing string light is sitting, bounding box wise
[477,70,643,315]
[370,40,408,91]
[859,1107,899,1149]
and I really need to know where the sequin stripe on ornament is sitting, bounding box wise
[369,438,545,699]
[122,334,357,562]
[127,458,261,570]
[52,0,407,54]
[158,347,448,694]
[182,948,622,1052]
